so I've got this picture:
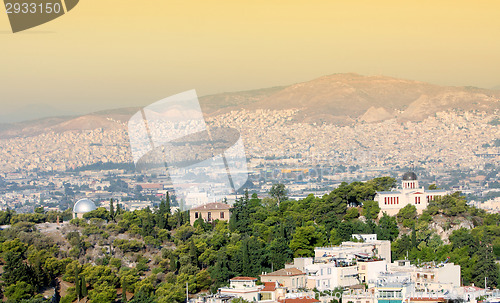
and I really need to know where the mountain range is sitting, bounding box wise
[0,73,498,138]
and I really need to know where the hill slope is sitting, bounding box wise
[0,73,498,138]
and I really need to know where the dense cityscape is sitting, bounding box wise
[0,103,497,303]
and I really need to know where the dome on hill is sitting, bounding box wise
[402,171,417,181]
[73,198,96,215]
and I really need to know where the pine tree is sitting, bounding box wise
[3,251,28,286]
[472,243,499,288]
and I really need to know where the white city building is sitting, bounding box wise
[375,172,449,215]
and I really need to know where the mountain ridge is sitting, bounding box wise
[0,73,498,138]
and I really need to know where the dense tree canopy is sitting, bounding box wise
[0,179,498,302]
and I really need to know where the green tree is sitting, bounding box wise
[397,204,417,224]
[428,184,438,190]
[83,207,109,221]
[2,250,30,287]
[269,183,288,205]
[109,199,115,221]
[343,208,360,220]
[377,213,399,241]
[290,225,326,257]
[267,236,293,270]
[81,275,88,297]
[472,243,499,288]
[121,278,128,303]
[4,281,36,302]
[88,281,117,303]
[362,200,380,220]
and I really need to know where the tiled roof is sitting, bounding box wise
[260,268,305,277]
[190,202,231,211]
[279,298,320,303]
[261,282,277,292]
[409,298,445,302]
[230,276,257,281]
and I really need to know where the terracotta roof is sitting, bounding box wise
[409,298,445,302]
[137,183,164,189]
[260,268,305,277]
[261,282,277,292]
[279,297,320,303]
[190,202,231,211]
[230,276,257,281]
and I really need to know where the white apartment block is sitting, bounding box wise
[388,260,461,291]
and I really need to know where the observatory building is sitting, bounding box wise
[73,198,97,219]
[374,171,448,216]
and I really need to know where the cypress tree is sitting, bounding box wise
[121,278,127,303]
[52,278,61,303]
[411,223,417,248]
[81,275,88,297]
[75,265,80,301]
[110,198,115,220]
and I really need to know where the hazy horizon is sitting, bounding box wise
[1,1,500,122]
[1,71,499,124]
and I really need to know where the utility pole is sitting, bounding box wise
[186,282,189,303]
[485,276,487,290]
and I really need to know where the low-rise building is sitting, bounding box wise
[357,259,387,284]
[316,234,391,263]
[388,260,460,291]
[374,172,449,216]
[189,202,231,225]
[260,268,308,289]
[219,277,261,302]
[305,259,358,290]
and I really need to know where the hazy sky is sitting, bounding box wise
[1,0,500,119]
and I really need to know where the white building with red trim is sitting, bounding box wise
[374,172,448,216]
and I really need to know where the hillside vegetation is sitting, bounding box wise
[0,178,498,302]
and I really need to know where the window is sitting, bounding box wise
[207,212,212,221]
[195,212,199,219]
[220,211,224,219]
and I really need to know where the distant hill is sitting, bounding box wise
[202,73,499,124]
[0,73,498,138]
